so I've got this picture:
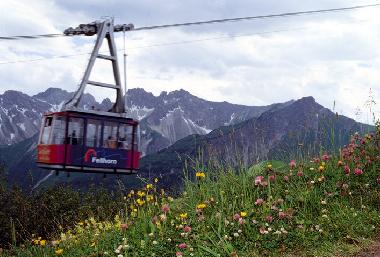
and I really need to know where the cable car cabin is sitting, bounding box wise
[37,111,140,174]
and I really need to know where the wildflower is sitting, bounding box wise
[255,176,264,186]
[196,172,206,178]
[318,165,325,172]
[137,191,146,197]
[321,200,327,205]
[322,154,330,161]
[176,252,183,257]
[55,248,63,256]
[344,165,350,174]
[377,177,380,184]
[137,198,145,206]
[161,204,170,213]
[184,225,192,233]
[160,214,167,222]
[180,213,188,219]
[322,214,328,218]
[197,203,207,210]
[178,243,187,249]
[120,223,128,230]
[269,175,276,182]
[238,218,245,225]
[354,168,363,176]
[337,160,344,167]
[40,240,46,246]
[152,240,158,245]
[309,167,315,171]
[266,215,273,223]
[267,163,273,169]
[318,176,325,182]
[233,232,239,237]
[154,178,159,183]
[240,211,247,217]
[289,160,296,169]
[259,227,268,234]
[283,176,289,182]
[278,211,286,219]
[147,195,154,202]
[233,213,241,221]
[297,170,303,176]
[146,184,153,189]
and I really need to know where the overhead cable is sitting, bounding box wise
[0,3,379,40]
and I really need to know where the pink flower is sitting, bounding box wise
[283,176,289,182]
[259,226,268,234]
[176,252,183,257]
[278,211,286,219]
[269,175,276,182]
[161,204,170,213]
[120,223,128,230]
[344,165,350,175]
[233,213,241,221]
[178,243,187,249]
[238,218,245,225]
[289,160,296,169]
[152,216,158,225]
[255,198,264,206]
[354,168,363,176]
[297,171,303,177]
[377,177,380,184]
[183,226,192,233]
[255,176,264,186]
[265,215,273,222]
[322,154,330,161]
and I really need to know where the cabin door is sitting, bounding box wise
[65,117,85,167]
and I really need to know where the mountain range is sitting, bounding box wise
[0,88,371,190]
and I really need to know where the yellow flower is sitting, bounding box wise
[40,239,46,246]
[318,165,325,172]
[180,213,188,219]
[196,172,206,178]
[137,191,146,197]
[78,222,84,226]
[137,198,145,206]
[197,203,207,209]
[147,195,154,202]
[240,211,247,217]
[90,241,96,247]
[267,164,272,169]
[55,249,63,256]
[154,178,159,183]
[146,184,153,189]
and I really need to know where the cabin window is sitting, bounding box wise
[86,119,102,147]
[67,117,84,145]
[118,123,133,149]
[103,121,118,148]
[51,116,66,144]
[40,116,53,144]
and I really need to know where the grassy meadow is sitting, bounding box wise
[2,123,380,257]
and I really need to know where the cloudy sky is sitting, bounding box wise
[0,0,379,124]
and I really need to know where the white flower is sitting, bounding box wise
[152,240,158,245]
[233,233,239,237]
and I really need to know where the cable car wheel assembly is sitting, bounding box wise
[37,19,141,176]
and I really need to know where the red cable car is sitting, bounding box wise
[37,19,140,174]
